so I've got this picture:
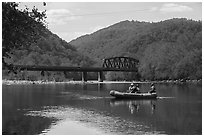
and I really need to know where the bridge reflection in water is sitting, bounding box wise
[5,57,139,82]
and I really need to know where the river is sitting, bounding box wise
[2,82,202,135]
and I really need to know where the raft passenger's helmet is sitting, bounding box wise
[131,83,134,86]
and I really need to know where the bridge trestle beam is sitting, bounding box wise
[98,71,103,82]
[82,71,87,82]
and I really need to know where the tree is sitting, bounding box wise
[2,2,47,67]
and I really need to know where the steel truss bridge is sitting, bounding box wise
[5,57,139,82]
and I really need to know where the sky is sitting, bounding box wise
[18,2,202,42]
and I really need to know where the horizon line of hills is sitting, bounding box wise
[3,18,202,81]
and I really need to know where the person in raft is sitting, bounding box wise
[149,83,156,93]
[129,83,140,93]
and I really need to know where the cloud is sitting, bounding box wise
[47,9,70,15]
[46,9,80,25]
[150,7,158,12]
[160,3,193,13]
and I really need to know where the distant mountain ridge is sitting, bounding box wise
[70,20,152,62]
[70,18,202,80]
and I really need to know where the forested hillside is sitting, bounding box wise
[70,18,202,80]
[2,2,201,81]
[5,34,94,67]
[2,2,95,81]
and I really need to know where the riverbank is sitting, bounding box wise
[2,79,202,85]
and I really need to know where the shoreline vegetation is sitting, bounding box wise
[2,79,202,85]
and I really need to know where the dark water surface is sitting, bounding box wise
[2,82,202,135]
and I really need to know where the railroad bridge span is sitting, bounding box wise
[5,57,139,82]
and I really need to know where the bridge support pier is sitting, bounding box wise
[82,71,87,82]
[98,71,103,82]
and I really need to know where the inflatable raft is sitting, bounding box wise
[110,90,157,99]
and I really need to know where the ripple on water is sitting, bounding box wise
[25,106,164,135]
[58,92,114,100]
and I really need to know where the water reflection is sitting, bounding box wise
[82,83,87,90]
[2,83,202,135]
[97,83,104,91]
[110,99,156,114]
[82,83,104,91]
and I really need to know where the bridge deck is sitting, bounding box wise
[12,65,137,72]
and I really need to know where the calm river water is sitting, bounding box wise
[2,82,202,135]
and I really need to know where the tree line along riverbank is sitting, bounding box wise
[2,79,201,85]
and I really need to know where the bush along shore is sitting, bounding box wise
[2,79,84,85]
[2,79,202,85]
